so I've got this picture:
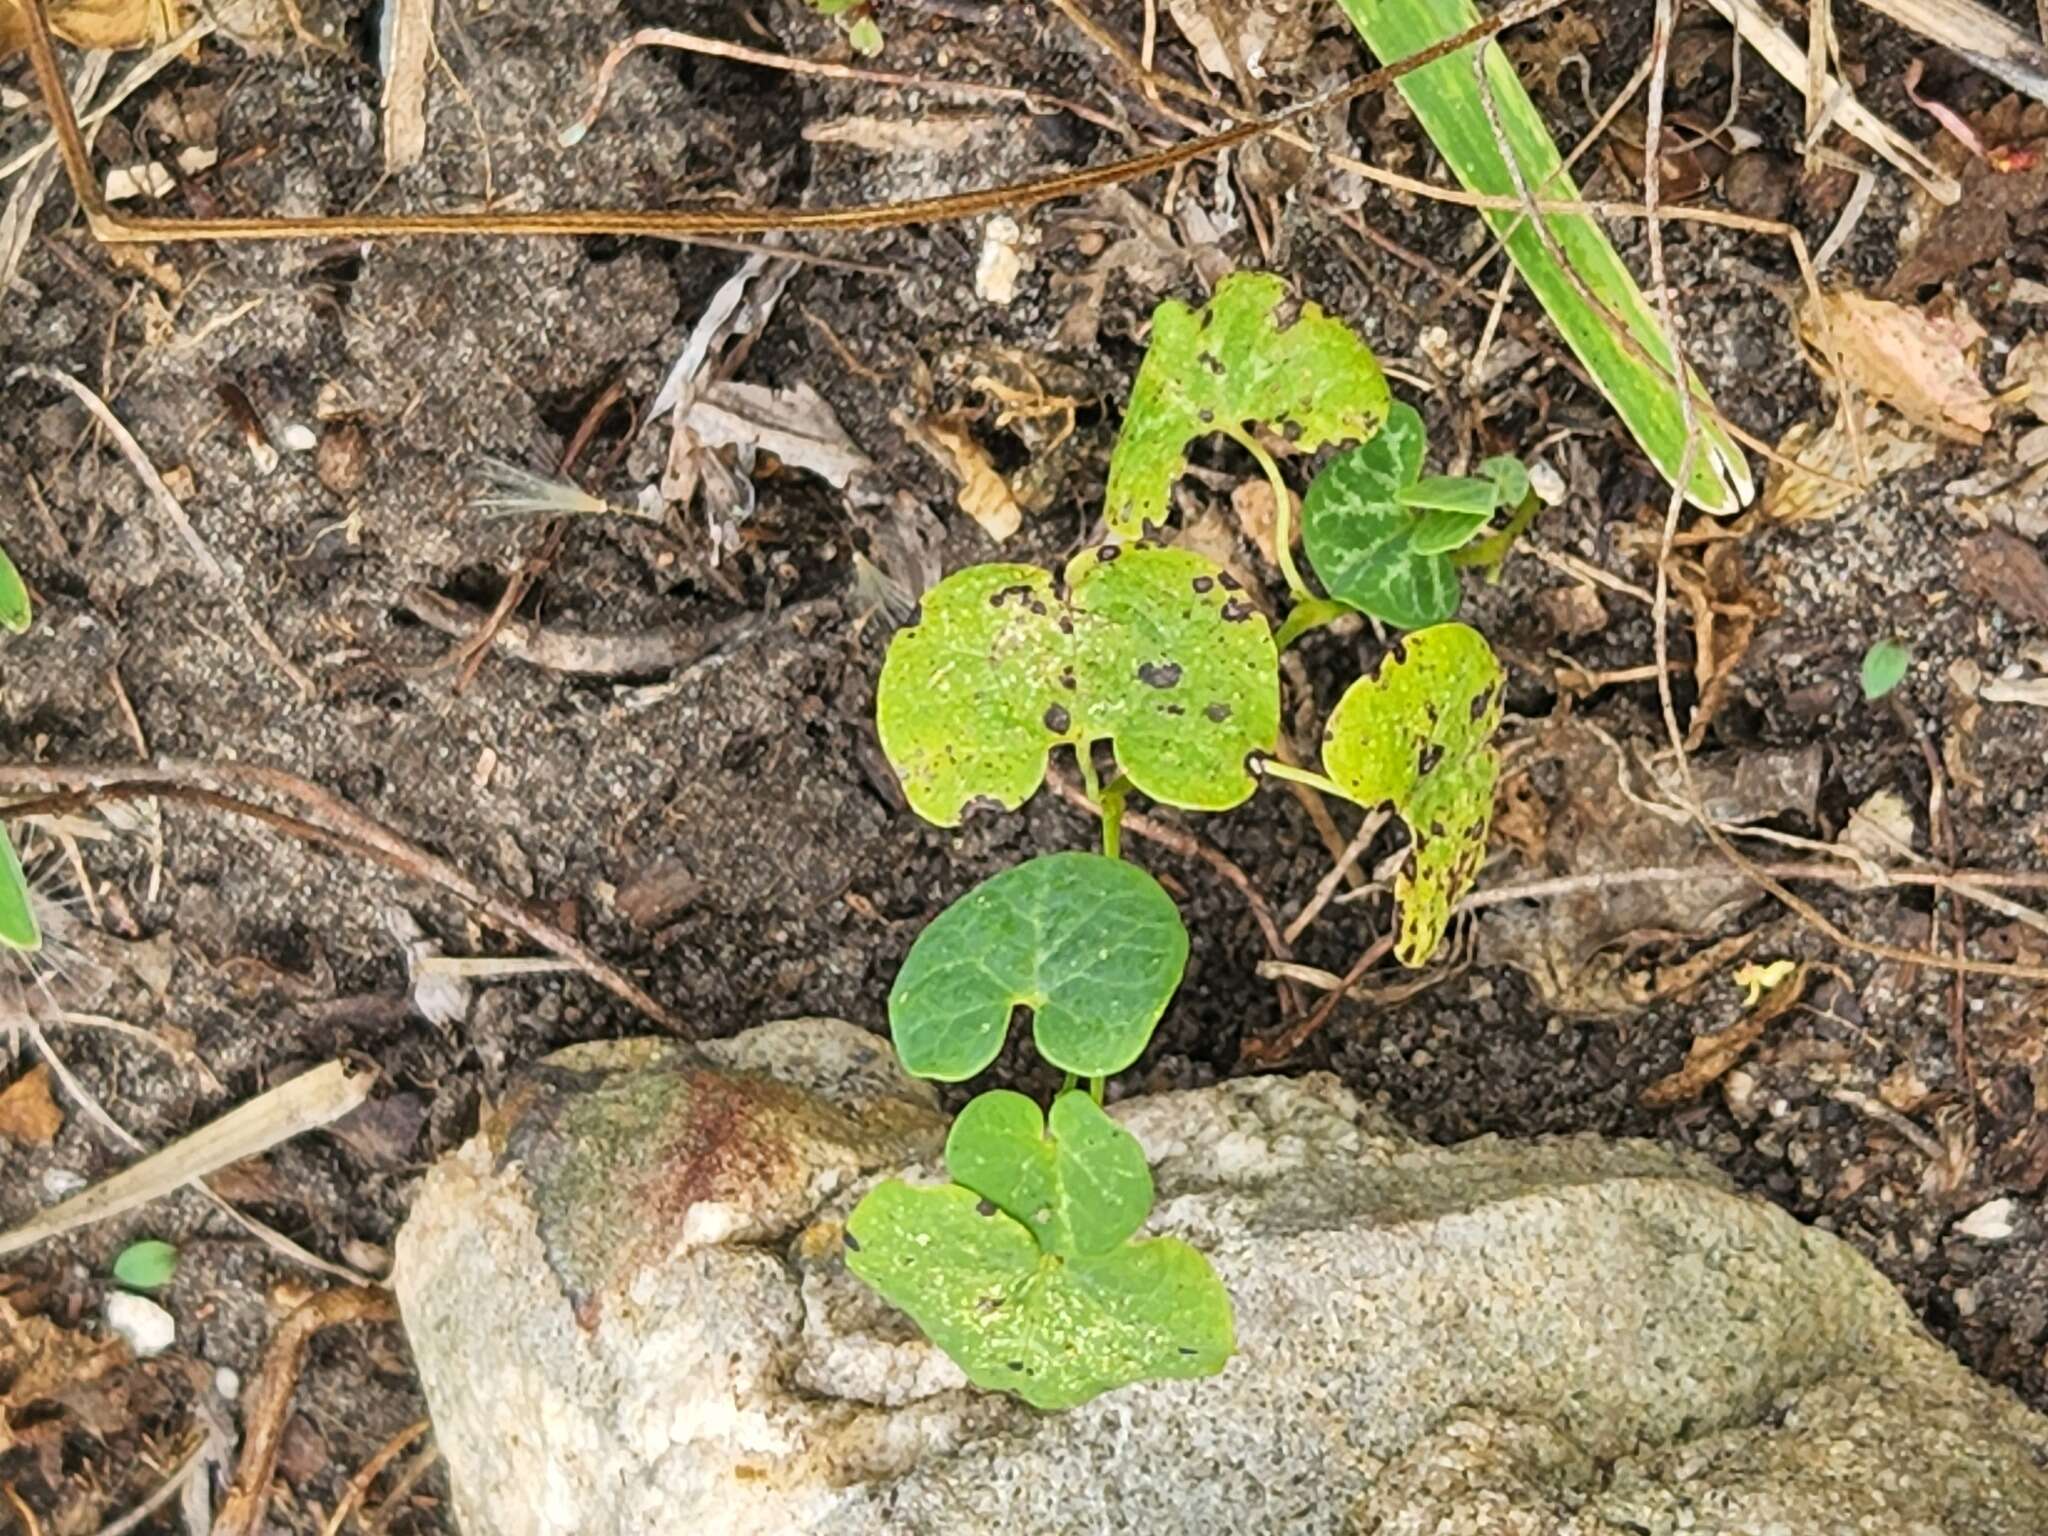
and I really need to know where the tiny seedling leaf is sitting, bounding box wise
[0,542,29,634]
[112,1239,179,1291]
[1861,638,1911,700]
[0,825,40,954]
[889,851,1189,1080]
[1397,475,1497,518]
[1322,623,1505,967]
[1480,454,1531,511]
[1407,505,1495,558]
[846,1088,1232,1410]
[876,546,1279,826]
[1105,271,1390,534]
[1300,402,1461,631]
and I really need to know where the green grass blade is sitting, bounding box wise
[1336,0,1753,514]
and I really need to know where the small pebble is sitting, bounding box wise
[214,1366,242,1400]
[106,1292,176,1358]
[42,1167,87,1199]
[1956,1198,2017,1242]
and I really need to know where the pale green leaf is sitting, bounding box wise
[876,546,1279,826]
[888,852,1188,1080]
[112,1239,179,1291]
[1397,475,1496,518]
[1861,638,1911,700]
[1335,0,1751,514]
[1480,454,1531,511]
[845,1180,1233,1410]
[1105,271,1389,534]
[0,543,28,634]
[943,1089,1153,1256]
[0,825,39,955]
[1322,623,1504,966]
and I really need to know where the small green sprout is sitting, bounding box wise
[1861,639,1912,700]
[112,1239,180,1291]
[847,1089,1233,1410]
[808,0,882,55]
[0,541,29,634]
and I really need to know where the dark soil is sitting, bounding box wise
[3,0,2047,1528]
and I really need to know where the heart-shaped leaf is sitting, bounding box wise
[876,545,1278,827]
[944,1089,1153,1256]
[889,851,1188,1080]
[1321,624,1504,967]
[1481,454,1531,511]
[846,1088,1232,1410]
[0,542,29,634]
[1105,271,1389,535]
[0,826,40,954]
[1300,404,1458,632]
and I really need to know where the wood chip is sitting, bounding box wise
[380,0,434,172]
[902,415,1022,542]
[1959,529,2048,627]
[0,1065,63,1147]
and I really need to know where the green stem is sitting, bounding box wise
[1076,743,1102,804]
[1061,1072,1079,1096]
[1274,596,1352,652]
[1098,774,1130,861]
[1256,757,1348,801]
[1088,1077,1105,1106]
[1228,427,1311,601]
[1454,492,1540,579]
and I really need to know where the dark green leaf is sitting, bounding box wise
[1301,404,1462,631]
[888,852,1188,1080]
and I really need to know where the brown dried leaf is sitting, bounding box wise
[1800,291,1993,443]
[0,1065,62,1147]
[0,1295,128,1455]
[1765,407,1936,523]
[0,0,182,57]
[1641,962,1807,1108]
[904,415,1022,543]
[1959,529,2048,628]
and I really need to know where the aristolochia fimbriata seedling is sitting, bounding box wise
[0,539,39,956]
[850,270,1512,1411]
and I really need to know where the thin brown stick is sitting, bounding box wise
[214,1287,400,1536]
[357,1440,441,1536]
[321,1419,432,1536]
[18,0,1563,243]
[1237,932,1396,1066]
[0,764,681,1029]
[1284,808,1390,944]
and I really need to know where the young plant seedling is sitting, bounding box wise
[1299,400,1535,634]
[807,0,883,55]
[853,272,1510,1411]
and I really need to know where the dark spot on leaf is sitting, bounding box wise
[1200,351,1226,375]
[1222,598,1255,622]
[1192,576,1214,594]
[1044,704,1072,734]
[1029,599,1048,616]
[1058,616,1075,635]
[843,1232,861,1252]
[1179,1346,1199,1355]
[1059,669,1078,690]
[1206,702,1232,722]
[1098,543,1122,562]
[1137,661,1183,689]
[1008,1361,1026,1372]
[1471,687,1495,721]
[1387,637,1409,667]
[1418,744,1444,776]
[1218,572,1243,590]
[1198,407,1215,424]
[1166,703,1185,715]
[976,1199,997,1217]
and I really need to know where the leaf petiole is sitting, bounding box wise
[1452,491,1541,579]
[1274,597,1352,653]
[1098,774,1131,861]
[1228,427,1312,602]
[1253,757,1348,801]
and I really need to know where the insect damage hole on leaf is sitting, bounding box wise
[1103,271,1390,564]
[1321,623,1505,966]
[888,852,1189,1081]
[875,545,1279,826]
[845,1086,1233,1410]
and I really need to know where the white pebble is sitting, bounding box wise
[42,1168,87,1199]
[214,1366,242,1401]
[1955,1198,2017,1242]
[106,1292,176,1358]
[279,423,319,452]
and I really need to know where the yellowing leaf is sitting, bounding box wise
[1732,958,1797,1007]
[1800,291,1993,443]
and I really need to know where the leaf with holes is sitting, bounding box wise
[0,542,28,634]
[889,852,1188,1080]
[876,545,1278,827]
[1104,271,1389,535]
[1322,624,1504,966]
[0,825,38,954]
[845,1089,1232,1410]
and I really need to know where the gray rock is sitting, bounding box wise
[395,1018,2048,1536]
